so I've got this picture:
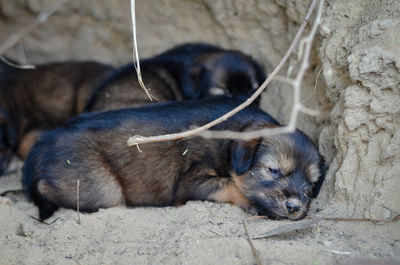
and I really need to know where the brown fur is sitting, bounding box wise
[17,130,41,159]
[207,182,252,211]
[87,67,183,111]
[0,61,114,164]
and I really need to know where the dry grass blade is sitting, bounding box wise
[76,179,80,225]
[322,213,400,223]
[248,216,269,221]
[252,209,338,240]
[243,219,263,265]
[29,215,59,225]
[127,0,322,146]
[302,63,323,102]
[130,0,153,101]
[251,213,400,223]
[0,55,35,69]
[323,249,352,255]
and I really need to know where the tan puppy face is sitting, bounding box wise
[231,130,325,220]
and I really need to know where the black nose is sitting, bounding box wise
[286,201,301,214]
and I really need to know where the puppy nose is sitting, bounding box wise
[286,201,301,214]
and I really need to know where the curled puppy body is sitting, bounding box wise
[23,96,325,221]
[85,43,266,111]
[0,60,114,175]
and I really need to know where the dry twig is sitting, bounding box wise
[322,249,352,255]
[251,209,338,240]
[249,213,400,223]
[319,213,400,223]
[0,0,68,56]
[243,218,263,265]
[247,215,269,221]
[128,0,324,146]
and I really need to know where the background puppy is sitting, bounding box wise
[23,96,325,221]
[85,43,266,111]
[0,60,114,175]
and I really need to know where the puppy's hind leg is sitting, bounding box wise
[32,174,125,221]
[32,179,59,221]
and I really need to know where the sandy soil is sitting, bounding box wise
[0,161,399,265]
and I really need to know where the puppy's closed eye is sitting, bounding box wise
[268,168,283,179]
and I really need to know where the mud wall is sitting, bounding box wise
[0,0,398,219]
[318,0,400,219]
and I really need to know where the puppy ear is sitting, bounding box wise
[226,72,254,101]
[312,159,327,197]
[230,122,277,176]
[230,138,262,176]
[180,64,204,99]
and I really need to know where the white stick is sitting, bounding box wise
[130,0,153,101]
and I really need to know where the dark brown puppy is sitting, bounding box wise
[85,43,266,111]
[0,60,114,175]
[23,96,325,221]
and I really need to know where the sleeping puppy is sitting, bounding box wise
[23,96,325,221]
[85,43,266,111]
[0,60,114,175]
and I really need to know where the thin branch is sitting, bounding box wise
[302,63,323,102]
[130,0,154,101]
[0,0,68,56]
[318,213,400,223]
[252,209,338,240]
[247,215,269,221]
[243,219,263,265]
[287,0,324,129]
[127,0,323,146]
[248,213,400,223]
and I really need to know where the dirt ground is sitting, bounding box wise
[0,160,399,265]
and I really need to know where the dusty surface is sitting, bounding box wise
[317,0,400,219]
[1,168,399,265]
[1,0,400,264]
